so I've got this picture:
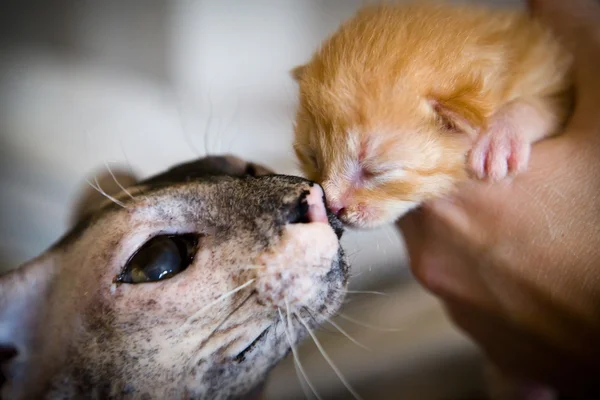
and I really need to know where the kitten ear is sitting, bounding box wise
[290,64,306,82]
[429,93,489,139]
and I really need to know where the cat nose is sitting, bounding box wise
[287,184,329,224]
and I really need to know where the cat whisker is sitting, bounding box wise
[337,313,404,332]
[279,304,321,400]
[240,265,265,271]
[238,265,326,272]
[118,141,149,199]
[213,115,223,155]
[302,307,345,336]
[334,288,388,296]
[346,252,363,266]
[216,119,225,155]
[191,292,254,366]
[300,307,335,335]
[180,279,255,331]
[305,307,370,351]
[104,160,135,200]
[86,178,128,209]
[295,312,363,400]
[224,92,240,154]
[203,93,214,156]
[174,95,204,158]
[239,259,334,272]
[349,270,366,279]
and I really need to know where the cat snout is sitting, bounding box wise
[287,184,328,224]
[327,200,346,219]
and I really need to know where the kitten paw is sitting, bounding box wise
[468,127,531,182]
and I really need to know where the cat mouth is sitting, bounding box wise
[325,209,344,239]
[232,327,270,363]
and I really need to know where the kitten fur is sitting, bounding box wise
[291,0,572,229]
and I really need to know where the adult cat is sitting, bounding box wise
[0,155,349,400]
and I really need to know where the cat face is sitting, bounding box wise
[0,155,348,400]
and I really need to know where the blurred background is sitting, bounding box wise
[0,0,521,398]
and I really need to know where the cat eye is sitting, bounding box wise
[115,234,199,284]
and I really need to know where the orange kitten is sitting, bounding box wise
[291,0,572,230]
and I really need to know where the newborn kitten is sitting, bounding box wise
[291,0,572,229]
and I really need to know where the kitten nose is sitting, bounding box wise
[327,201,345,217]
[287,184,329,224]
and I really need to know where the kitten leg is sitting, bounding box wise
[468,98,562,182]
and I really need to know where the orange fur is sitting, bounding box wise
[291,0,572,229]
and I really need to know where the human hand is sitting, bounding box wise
[397,0,600,397]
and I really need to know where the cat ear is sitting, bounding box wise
[290,64,306,82]
[70,168,138,226]
[429,93,489,139]
[0,258,56,398]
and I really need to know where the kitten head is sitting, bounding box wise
[291,3,490,229]
[292,84,471,229]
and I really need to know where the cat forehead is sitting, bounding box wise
[56,172,310,253]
